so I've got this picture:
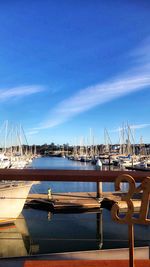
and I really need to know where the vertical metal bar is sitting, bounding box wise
[128,223,134,267]
[96,181,102,198]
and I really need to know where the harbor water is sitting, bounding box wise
[30,156,115,194]
[0,157,150,258]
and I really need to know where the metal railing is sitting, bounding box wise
[0,169,150,181]
[0,169,150,198]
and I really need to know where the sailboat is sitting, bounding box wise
[0,154,11,169]
[0,122,35,224]
[0,181,33,224]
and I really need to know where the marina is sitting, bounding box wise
[1,1,150,266]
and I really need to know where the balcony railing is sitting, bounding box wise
[0,169,150,182]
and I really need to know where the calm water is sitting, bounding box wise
[0,157,150,258]
[30,156,115,193]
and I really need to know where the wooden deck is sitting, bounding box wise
[26,192,142,213]
[26,192,100,212]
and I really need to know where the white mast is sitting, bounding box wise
[4,120,8,154]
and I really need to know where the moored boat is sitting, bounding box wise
[0,181,33,224]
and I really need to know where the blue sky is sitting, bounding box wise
[0,0,150,145]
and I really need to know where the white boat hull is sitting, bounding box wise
[0,182,33,224]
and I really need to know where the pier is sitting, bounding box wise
[25,191,142,213]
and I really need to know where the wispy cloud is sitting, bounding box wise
[110,123,150,133]
[38,73,150,129]
[130,123,150,129]
[0,85,44,101]
[130,37,150,65]
[33,40,150,130]
[26,130,39,135]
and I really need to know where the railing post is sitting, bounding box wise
[128,223,134,267]
[96,181,102,198]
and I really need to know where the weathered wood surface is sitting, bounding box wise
[26,192,142,213]
[26,192,100,212]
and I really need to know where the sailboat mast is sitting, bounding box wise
[4,120,8,154]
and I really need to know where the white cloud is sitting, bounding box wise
[32,39,150,130]
[0,85,44,101]
[38,73,150,129]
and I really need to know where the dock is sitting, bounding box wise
[26,192,100,212]
[25,192,142,213]
[126,166,150,171]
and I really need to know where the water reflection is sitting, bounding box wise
[30,157,115,194]
[0,214,30,258]
[96,210,103,249]
[23,208,150,255]
[0,208,150,258]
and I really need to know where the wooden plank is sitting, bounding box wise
[26,192,142,213]
[26,192,100,212]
